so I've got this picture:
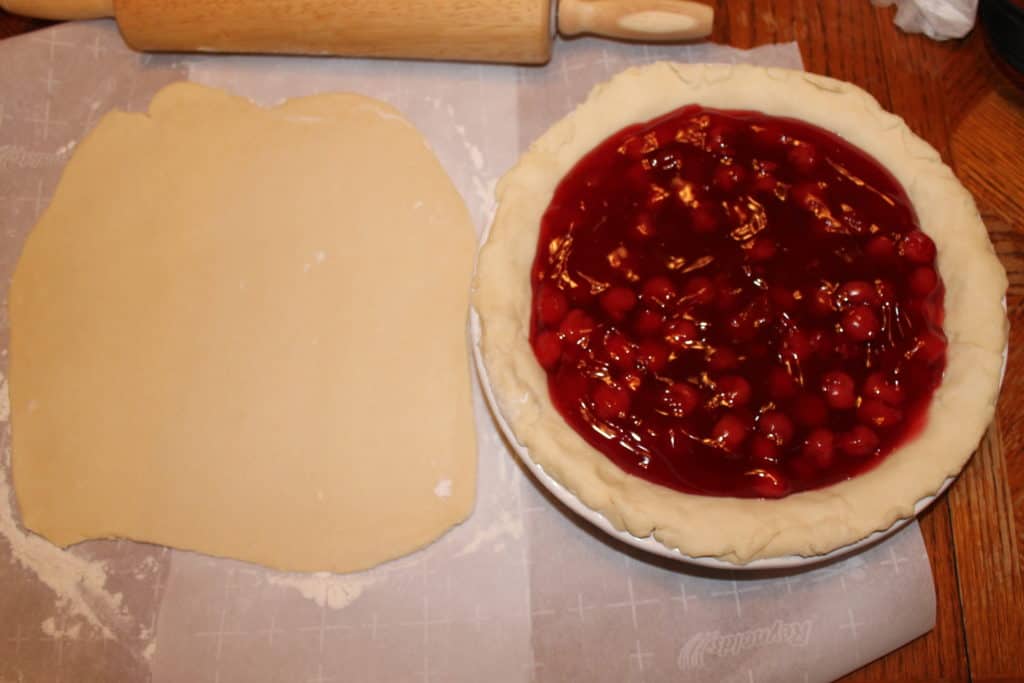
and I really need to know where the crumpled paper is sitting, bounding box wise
[873,0,978,39]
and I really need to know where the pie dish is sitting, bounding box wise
[473,62,1008,564]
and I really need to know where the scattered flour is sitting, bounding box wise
[267,571,375,610]
[41,616,82,640]
[133,554,161,581]
[55,140,77,157]
[455,510,523,557]
[454,124,484,170]
[0,372,129,641]
[0,378,8,422]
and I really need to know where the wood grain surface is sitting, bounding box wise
[1,2,1021,681]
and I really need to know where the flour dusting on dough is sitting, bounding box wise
[267,571,375,610]
[434,479,452,498]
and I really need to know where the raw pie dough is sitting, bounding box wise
[474,63,1008,563]
[11,83,477,574]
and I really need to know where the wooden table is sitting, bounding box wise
[2,3,1021,681]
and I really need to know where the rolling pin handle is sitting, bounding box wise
[557,0,713,42]
[0,0,113,20]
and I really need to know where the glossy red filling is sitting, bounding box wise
[529,105,947,499]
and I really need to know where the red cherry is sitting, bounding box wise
[912,331,947,364]
[748,468,788,498]
[842,305,881,341]
[748,236,777,262]
[713,164,747,192]
[865,235,897,263]
[682,275,715,306]
[706,123,735,153]
[808,329,835,358]
[642,276,677,307]
[857,399,903,428]
[900,230,937,264]
[637,340,670,373]
[752,173,779,195]
[787,142,819,174]
[837,280,878,308]
[604,332,636,369]
[769,285,799,312]
[711,412,751,452]
[766,366,799,399]
[533,331,562,369]
[650,148,684,172]
[807,283,836,317]
[782,329,812,362]
[559,309,595,344]
[862,372,905,405]
[820,370,856,409]
[754,127,789,147]
[838,425,880,457]
[593,383,631,421]
[633,308,665,337]
[536,284,569,327]
[791,181,826,212]
[793,393,828,427]
[749,436,781,464]
[716,375,752,407]
[908,266,938,296]
[874,279,896,304]
[691,205,721,234]
[708,346,740,372]
[664,382,701,417]
[758,410,795,446]
[664,319,700,347]
[599,286,638,319]
[802,428,835,468]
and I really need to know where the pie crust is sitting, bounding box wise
[473,62,1008,563]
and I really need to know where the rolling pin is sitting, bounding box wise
[0,0,713,64]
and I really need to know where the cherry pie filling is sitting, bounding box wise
[529,106,947,499]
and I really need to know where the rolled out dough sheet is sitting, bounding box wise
[9,83,477,574]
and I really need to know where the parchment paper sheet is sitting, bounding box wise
[0,21,936,683]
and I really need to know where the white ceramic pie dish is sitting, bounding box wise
[469,307,1006,572]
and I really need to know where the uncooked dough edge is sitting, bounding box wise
[474,62,1007,563]
[10,82,478,574]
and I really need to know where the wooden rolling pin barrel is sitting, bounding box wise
[0,0,714,63]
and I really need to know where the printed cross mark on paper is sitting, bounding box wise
[672,581,698,613]
[606,576,660,630]
[26,101,68,142]
[629,639,654,672]
[710,580,762,618]
[838,607,864,640]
